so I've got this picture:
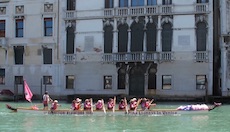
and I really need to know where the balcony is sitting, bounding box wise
[159,52,174,62]
[63,3,209,20]
[194,51,209,62]
[63,54,77,64]
[102,52,159,63]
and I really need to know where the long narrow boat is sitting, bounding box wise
[5,104,220,116]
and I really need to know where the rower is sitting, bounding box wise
[50,100,60,111]
[129,98,137,110]
[118,99,126,110]
[107,98,114,110]
[95,99,103,110]
[84,99,91,110]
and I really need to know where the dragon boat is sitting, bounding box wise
[5,103,221,116]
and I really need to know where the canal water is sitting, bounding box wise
[0,101,229,132]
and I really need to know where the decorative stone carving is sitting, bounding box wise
[0,7,6,15]
[15,5,24,14]
[44,3,53,12]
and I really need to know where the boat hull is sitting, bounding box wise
[11,107,209,116]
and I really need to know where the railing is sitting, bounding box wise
[194,51,209,62]
[103,52,158,63]
[63,54,77,64]
[63,3,209,20]
[195,3,209,13]
[159,52,174,62]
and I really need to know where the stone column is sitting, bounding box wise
[113,19,118,53]
[156,15,162,52]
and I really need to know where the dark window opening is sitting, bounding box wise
[0,69,5,84]
[0,20,5,37]
[162,23,172,52]
[66,75,74,89]
[67,0,76,10]
[131,17,144,52]
[43,47,52,64]
[118,69,126,89]
[162,0,172,5]
[104,25,113,53]
[43,76,52,85]
[146,22,157,51]
[15,76,23,84]
[197,0,208,3]
[14,46,24,65]
[118,23,128,52]
[105,0,114,8]
[66,26,75,54]
[196,22,207,51]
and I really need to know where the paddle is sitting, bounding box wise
[90,98,93,113]
[102,99,106,114]
[144,99,155,111]
[112,96,116,113]
[134,98,142,113]
[124,97,129,114]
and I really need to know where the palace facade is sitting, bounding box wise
[0,0,223,99]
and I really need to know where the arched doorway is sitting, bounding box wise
[129,64,145,96]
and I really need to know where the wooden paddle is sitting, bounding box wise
[134,98,142,113]
[90,98,93,113]
[144,99,155,111]
[102,99,106,114]
[124,97,129,114]
[112,96,116,113]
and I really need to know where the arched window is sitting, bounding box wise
[119,0,128,7]
[105,0,114,8]
[131,0,144,7]
[196,22,207,51]
[118,23,128,52]
[131,17,144,52]
[104,25,113,53]
[146,22,157,51]
[66,26,75,54]
[161,23,172,52]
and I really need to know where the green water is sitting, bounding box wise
[0,102,229,132]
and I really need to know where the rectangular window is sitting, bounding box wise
[118,74,125,89]
[66,75,74,89]
[147,0,157,5]
[67,0,76,10]
[196,75,206,90]
[0,69,5,84]
[15,76,23,84]
[132,0,144,6]
[104,75,112,89]
[15,19,23,37]
[43,76,52,85]
[162,0,172,5]
[14,46,24,65]
[0,20,5,37]
[105,0,114,8]
[43,47,52,64]
[162,75,171,90]
[119,0,128,7]
[44,18,53,36]
[197,0,208,3]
